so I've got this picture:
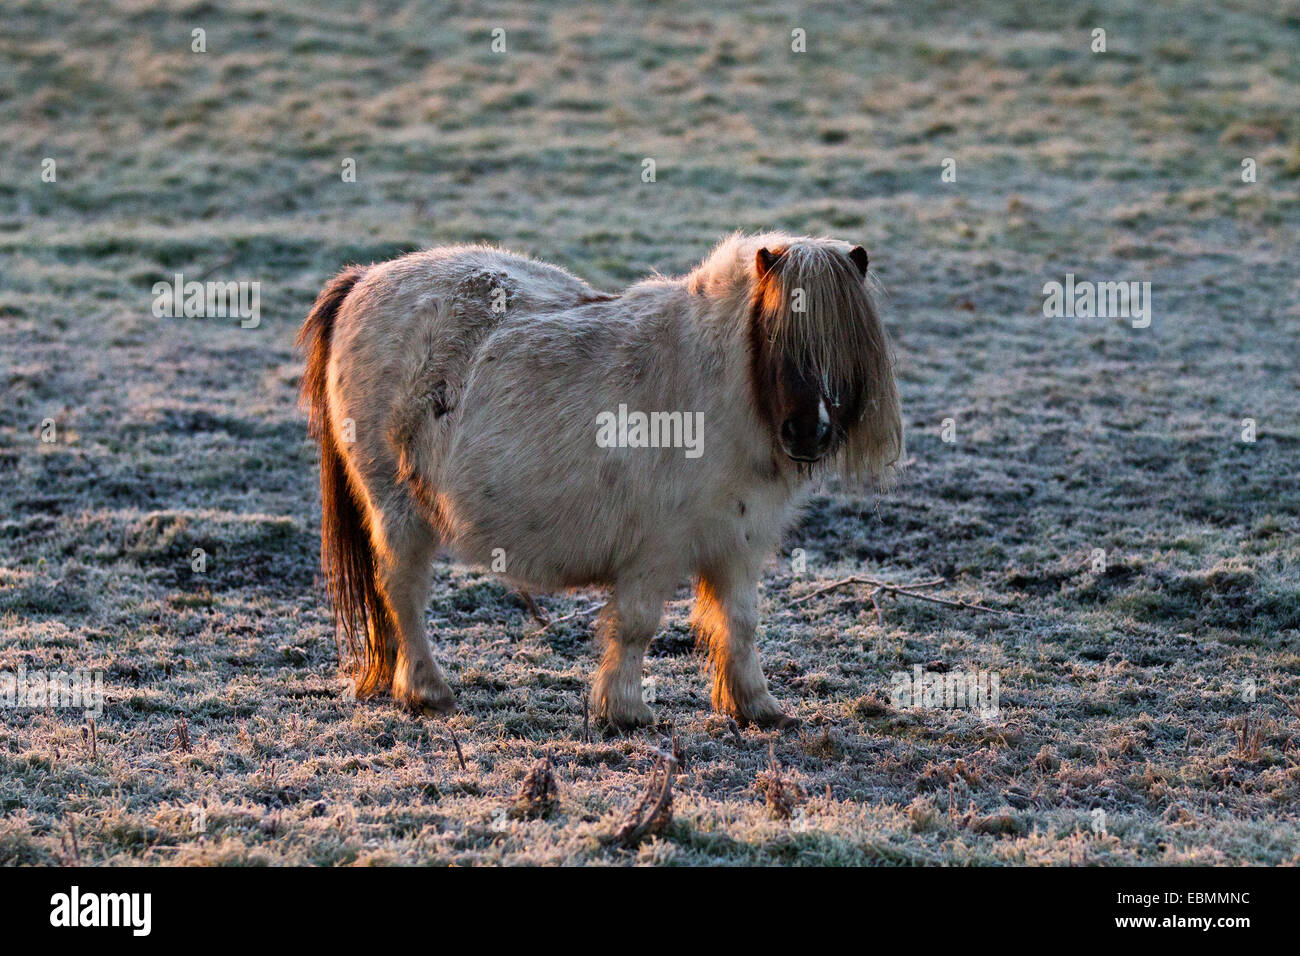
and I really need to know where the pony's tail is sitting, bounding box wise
[296,265,394,698]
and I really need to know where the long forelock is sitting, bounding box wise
[761,245,876,399]
[755,241,904,486]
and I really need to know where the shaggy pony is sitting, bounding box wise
[297,233,902,728]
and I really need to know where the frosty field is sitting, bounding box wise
[1,0,1298,865]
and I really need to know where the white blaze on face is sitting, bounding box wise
[818,395,830,430]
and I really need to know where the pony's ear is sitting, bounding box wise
[755,247,780,279]
[848,246,870,276]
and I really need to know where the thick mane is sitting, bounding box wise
[688,231,903,487]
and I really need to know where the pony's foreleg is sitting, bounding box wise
[371,501,456,715]
[693,572,794,728]
[589,583,665,729]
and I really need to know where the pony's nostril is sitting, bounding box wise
[780,419,798,443]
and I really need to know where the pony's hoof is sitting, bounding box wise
[725,693,795,730]
[593,697,654,731]
[394,659,457,716]
[741,711,798,731]
[404,693,457,717]
[397,685,457,716]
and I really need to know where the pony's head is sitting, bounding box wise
[734,235,903,485]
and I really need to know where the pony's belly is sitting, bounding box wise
[436,465,716,593]
[437,486,624,590]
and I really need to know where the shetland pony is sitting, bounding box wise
[297,233,902,728]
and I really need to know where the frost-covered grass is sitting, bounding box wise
[1,0,1298,865]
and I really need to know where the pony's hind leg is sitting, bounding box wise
[589,580,667,730]
[692,571,795,729]
[369,496,456,715]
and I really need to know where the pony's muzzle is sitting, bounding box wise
[779,413,833,462]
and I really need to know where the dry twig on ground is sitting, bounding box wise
[791,575,1027,620]
[446,724,467,771]
[513,753,559,819]
[612,744,679,848]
